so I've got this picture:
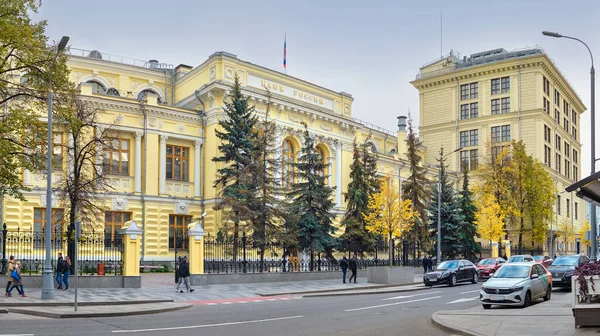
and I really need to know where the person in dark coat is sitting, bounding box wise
[423,256,429,274]
[56,253,65,289]
[339,257,349,283]
[348,254,358,284]
[176,256,195,293]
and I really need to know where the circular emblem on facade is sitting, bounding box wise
[495,289,500,294]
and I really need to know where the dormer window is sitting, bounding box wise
[138,89,163,104]
[87,80,107,95]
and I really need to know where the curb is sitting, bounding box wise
[8,303,192,319]
[257,281,422,297]
[0,299,174,307]
[0,308,7,314]
[302,285,429,298]
[431,312,482,336]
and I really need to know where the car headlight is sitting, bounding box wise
[511,286,524,293]
[441,272,449,277]
[564,271,574,277]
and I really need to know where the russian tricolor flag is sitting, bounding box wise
[283,34,287,70]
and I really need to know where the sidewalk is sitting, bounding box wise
[433,293,600,336]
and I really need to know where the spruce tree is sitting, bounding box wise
[340,139,375,255]
[288,123,336,270]
[213,75,259,260]
[428,148,465,260]
[457,170,479,259]
[402,117,430,260]
[362,134,381,195]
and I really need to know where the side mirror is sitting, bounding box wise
[531,273,539,279]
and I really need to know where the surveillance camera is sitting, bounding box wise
[201,212,207,218]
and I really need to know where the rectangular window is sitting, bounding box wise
[501,97,510,114]
[555,89,560,106]
[491,99,500,115]
[564,100,569,116]
[103,138,130,176]
[34,132,64,171]
[575,202,579,220]
[491,126,501,143]
[573,149,578,164]
[574,165,578,181]
[460,104,469,120]
[166,145,189,181]
[565,159,570,179]
[543,98,550,114]
[565,143,570,158]
[557,195,561,216]
[564,118,569,132]
[460,131,469,147]
[567,200,570,218]
[556,153,561,173]
[470,149,478,170]
[470,83,478,98]
[572,109,577,124]
[572,127,577,140]
[544,125,551,143]
[460,84,469,100]
[491,78,500,95]
[544,145,551,167]
[470,102,479,118]
[543,76,550,96]
[169,215,191,250]
[104,211,130,247]
[501,77,510,93]
[555,108,560,122]
[555,135,561,150]
[460,151,469,172]
[501,125,511,142]
[470,130,479,146]
[33,208,64,248]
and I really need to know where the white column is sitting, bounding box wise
[335,142,342,207]
[96,126,104,177]
[23,146,31,185]
[159,135,168,194]
[194,140,202,197]
[134,132,142,193]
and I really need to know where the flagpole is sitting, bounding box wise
[284,32,287,75]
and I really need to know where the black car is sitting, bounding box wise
[423,259,478,287]
[547,255,590,288]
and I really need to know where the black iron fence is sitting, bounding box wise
[0,223,123,276]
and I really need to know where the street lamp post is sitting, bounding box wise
[41,36,70,300]
[543,31,596,261]
[436,147,462,264]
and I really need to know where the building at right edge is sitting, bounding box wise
[411,47,586,255]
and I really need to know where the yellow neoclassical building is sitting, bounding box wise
[412,47,586,254]
[2,48,434,262]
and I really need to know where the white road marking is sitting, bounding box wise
[238,301,248,303]
[0,334,35,336]
[459,290,481,295]
[222,302,233,304]
[205,303,217,306]
[382,291,441,301]
[446,296,479,304]
[345,296,441,312]
[111,315,304,333]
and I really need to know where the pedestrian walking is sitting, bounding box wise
[339,256,349,283]
[55,252,65,289]
[62,256,72,290]
[348,254,358,284]
[5,256,23,296]
[176,256,195,293]
[7,260,26,297]
[423,255,429,274]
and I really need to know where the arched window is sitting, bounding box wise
[106,88,120,96]
[137,89,163,104]
[282,139,296,189]
[87,80,107,95]
[315,146,328,177]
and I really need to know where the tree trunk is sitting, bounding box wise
[518,216,524,255]
[232,216,239,262]
[388,233,393,265]
[67,205,76,265]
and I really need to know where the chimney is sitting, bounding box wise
[397,116,408,157]
[397,116,407,131]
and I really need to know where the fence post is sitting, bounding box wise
[120,220,142,278]
[242,232,247,274]
[491,242,499,258]
[187,221,206,275]
[504,241,511,259]
[1,223,6,275]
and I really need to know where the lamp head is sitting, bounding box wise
[57,36,70,52]
[542,31,563,38]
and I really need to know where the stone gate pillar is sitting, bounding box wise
[120,220,142,287]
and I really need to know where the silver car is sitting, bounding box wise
[479,262,552,309]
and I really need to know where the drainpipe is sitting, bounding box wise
[139,100,148,261]
[518,66,522,141]
[455,78,460,172]
[194,90,206,229]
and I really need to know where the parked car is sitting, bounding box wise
[480,262,552,309]
[507,255,534,263]
[424,259,478,287]
[547,254,590,288]
[533,255,553,269]
[477,258,506,279]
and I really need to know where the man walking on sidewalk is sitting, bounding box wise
[55,253,65,289]
[348,254,358,284]
[339,256,349,283]
[176,257,195,293]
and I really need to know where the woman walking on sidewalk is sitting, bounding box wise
[7,261,26,297]
[5,256,23,296]
[62,256,72,291]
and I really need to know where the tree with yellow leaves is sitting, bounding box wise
[475,192,506,243]
[579,220,592,250]
[555,218,576,254]
[363,175,416,263]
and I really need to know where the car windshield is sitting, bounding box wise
[437,261,458,269]
[551,256,579,266]
[508,256,523,262]
[493,265,530,278]
[533,256,544,261]
[478,259,495,265]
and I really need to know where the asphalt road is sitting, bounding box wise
[0,282,570,336]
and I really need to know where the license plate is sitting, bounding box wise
[552,278,560,282]
[490,295,504,302]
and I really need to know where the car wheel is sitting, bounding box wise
[471,272,479,284]
[543,286,551,301]
[424,280,432,287]
[482,304,491,309]
[523,291,532,307]
[449,274,457,287]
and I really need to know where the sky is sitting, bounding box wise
[35,0,600,175]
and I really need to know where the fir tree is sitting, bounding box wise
[402,117,430,259]
[213,75,259,260]
[457,169,480,259]
[428,148,465,260]
[362,134,380,195]
[340,139,375,255]
[288,123,336,270]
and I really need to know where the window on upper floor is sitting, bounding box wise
[543,76,550,96]
[555,108,560,122]
[555,153,561,173]
[34,131,63,171]
[544,98,550,114]
[491,99,500,115]
[573,149,578,164]
[564,118,569,133]
[460,130,478,147]
[544,145,551,167]
[461,104,469,120]
[565,159,570,179]
[501,97,510,114]
[166,145,189,181]
[105,211,130,247]
[554,89,560,106]
[491,78,500,95]
[501,77,510,93]
[544,125,551,143]
[460,84,469,100]
[470,103,479,118]
[470,83,479,98]
[282,139,296,190]
[491,126,501,143]
[460,82,478,100]
[565,143,570,159]
[557,195,561,215]
[555,135,561,151]
[106,88,120,96]
[564,100,569,116]
[575,202,579,220]
[138,89,163,104]
[87,80,107,95]
[460,149,479,172]
[572,109,577,125]
[574,165,578,181]
[103,138,130,176]
[501,125,510,142]
[572,127,577,140]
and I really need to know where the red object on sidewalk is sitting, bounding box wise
[98,263,105,276]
